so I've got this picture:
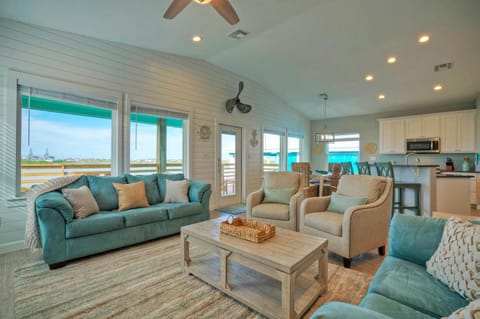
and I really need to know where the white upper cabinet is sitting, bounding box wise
[379,119,405,154]
[405,115,440,139]
[379,109,476,154]
[440,110,476,153]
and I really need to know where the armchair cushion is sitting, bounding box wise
[327,193,368,214]
[252,203,289,221]
[337,175,387,203]
[263,187,296,205]
[304,212,343,236]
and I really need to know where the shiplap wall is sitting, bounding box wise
[0,18,310,212]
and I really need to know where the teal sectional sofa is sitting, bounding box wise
[311,214,469,319]
[35,173,211,269]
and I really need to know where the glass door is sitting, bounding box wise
[218,124,242,206]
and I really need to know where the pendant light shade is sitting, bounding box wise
[315,93,335,144]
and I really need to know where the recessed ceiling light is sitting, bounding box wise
[434,85,443,91]
[365,74,374,81]
[192,35,202,43]
[378,94,386,100]
[387,56,397,64]
[194,0,211,4]
[418,34,430,43]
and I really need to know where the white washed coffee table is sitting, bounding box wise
[181,218,328,319]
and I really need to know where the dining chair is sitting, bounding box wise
[356,161,371,175]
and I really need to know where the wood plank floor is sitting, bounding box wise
[1,210,475,319]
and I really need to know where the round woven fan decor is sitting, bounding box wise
[364,142,377,154]
[313,145,323,154]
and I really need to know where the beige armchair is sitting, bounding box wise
[246,172,304,231]
[300,175,393,268]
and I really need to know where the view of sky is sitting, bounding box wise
[22,109,183,161]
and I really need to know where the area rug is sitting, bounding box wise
[14,236,372,319]
[215,203,247,215]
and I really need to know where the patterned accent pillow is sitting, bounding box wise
[426,217,480,301]
[443,299,480,319]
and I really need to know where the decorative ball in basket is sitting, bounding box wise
[220,215,276,243]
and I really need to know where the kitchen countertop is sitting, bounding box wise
[392,164,439,167]
[436,175,474,178]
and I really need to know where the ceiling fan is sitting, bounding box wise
[163,0,240,25]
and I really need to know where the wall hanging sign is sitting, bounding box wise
[198,125,211,140]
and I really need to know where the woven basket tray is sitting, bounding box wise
[220,217,276,243]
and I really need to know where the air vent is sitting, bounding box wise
[434,61,454,72]
[228,29,249,40]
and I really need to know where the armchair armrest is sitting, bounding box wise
[246,188,264,218]
[301,196,331,215]
[310,302,392,319]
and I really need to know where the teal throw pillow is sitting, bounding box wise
[263,187,296,205]
[86,175,127,211]
[62,175,89,189]
[127,174,161,204]
[327,193,368,214]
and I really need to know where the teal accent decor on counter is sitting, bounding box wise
[462,158,471,171]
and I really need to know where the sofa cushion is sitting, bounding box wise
[337,175,386,203]
[66,211,125,238]
[63,175,89,189]
[310,301,393,319]
[304,212,343,236]
[164,179,189,203]
[368,256,468,318]
[252,203,289,221]
[426,217,480,301]
[157,173,185,201]
[126,174,161,204]
[87,175,127,211]
[360,293,436,319]
[263,187,296,205]
[163,203,204,220]
[445,299,480,319]
[113,181,150,211]
[327,193,368,214]
[119,205,169,227]
[62,186,99,219]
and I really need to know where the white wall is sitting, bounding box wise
[0,18,310,212]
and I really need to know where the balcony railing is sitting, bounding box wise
[20,162,183,192]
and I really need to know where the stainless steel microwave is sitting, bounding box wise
[405,137,440,153]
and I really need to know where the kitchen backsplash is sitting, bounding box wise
[378,153,477,171]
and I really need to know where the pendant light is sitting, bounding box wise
[315,93,335,144]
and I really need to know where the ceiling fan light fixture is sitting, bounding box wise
[315,93,335,144]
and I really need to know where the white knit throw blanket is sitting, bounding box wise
[25,175,82,249]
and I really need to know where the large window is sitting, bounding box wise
[129,104,186,174]
[19,86,116,192]
[263,130,284,172]
[287,134,303,171]
[328,133,360,172]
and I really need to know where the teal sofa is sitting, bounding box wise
[35,173,211,269]
[311,214,469,319]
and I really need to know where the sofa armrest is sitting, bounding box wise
[246,188,264,218]
[36,207,67,264]
[188,180,211,203]
[389,214,446,266]
[36,192,74,222]
[310,302,392,319]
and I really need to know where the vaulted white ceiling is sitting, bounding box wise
[1,0,479,119]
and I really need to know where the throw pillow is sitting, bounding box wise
[426,217,480,301]
[263,187,296,205]
[113,181,150,211]
[157,173,185,202]
[62,186,99,219]
[443,299,480,319]
[327,192,369,214]
[163,179,189,203]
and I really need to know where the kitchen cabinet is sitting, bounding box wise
[405,115,440,138]
[379,119,405,154]
[440,110,476,153]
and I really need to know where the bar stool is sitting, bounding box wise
[375,162,421,217]
[341,162,353,175]
[356,161,371,175]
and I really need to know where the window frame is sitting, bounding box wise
[328,132,360,171]
[286,131,304,171]
[262,128,286,172]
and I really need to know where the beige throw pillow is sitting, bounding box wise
[113,181,150,211]
[426,217,480,301]
[163,179,189,203]
[443,299,480,319]
[62,186,100,219]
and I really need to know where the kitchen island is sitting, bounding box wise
[436,174,475,215]
[371,164,439,217]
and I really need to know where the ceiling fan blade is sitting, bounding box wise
[210,0,240,25]
[163,0,193,19]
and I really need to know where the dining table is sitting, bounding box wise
[309,173,332,196]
